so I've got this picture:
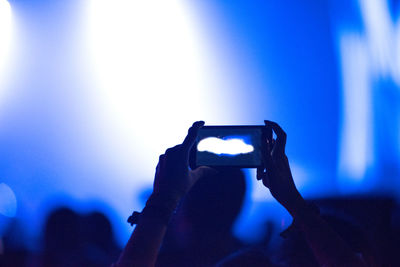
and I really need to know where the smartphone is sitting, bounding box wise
[189,125,265,169]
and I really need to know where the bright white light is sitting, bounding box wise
[84,0,238,245]
[85,0,228,178]
[0,183,17,218]
[197,137,254,155]
[0,0,13,88]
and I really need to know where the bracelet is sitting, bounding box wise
[127,205,176,226]
[127,211,141,226]
[127,192,181,226]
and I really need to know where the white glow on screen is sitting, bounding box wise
[338,0,400,184]
[0,0,13,88]
[197,137,254,155]
[0,183,17,218]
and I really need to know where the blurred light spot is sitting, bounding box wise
[0,0,13,86]
[197,137,254,155]
[0,183,17,218]
[339,35,371,180]
[359,0,400,82]
[338,0,399,182]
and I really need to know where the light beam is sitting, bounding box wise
[0,0,13,90]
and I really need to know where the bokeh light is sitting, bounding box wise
[0,183,17,218]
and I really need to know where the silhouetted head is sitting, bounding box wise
[43,207,120,267]
[44,207,81,252]
[157,168,246,266]
[181,167,246,233]
[82,211,114,249]
[80,211,121,267]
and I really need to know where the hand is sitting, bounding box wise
[153,121,216,198]
[257,120,305,216]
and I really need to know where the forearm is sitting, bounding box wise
[115,218,168,267]
[260,120,365,266]
[114,193,181,267]
[289,199,366,267]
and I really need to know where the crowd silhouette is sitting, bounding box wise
[1,120,400,266]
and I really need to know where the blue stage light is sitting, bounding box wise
[338,0,400,191]
[84,0,236,174]
[0,0,13,88]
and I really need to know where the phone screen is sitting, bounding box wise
[190,126,264,168]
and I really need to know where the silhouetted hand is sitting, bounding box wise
[153,121,216,198]
[256,121,368,267]
[257,120,305,216]
[115,121,218,267]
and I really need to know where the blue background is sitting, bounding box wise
[0,0,399,248]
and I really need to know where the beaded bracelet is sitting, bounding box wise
[127,192,181,226]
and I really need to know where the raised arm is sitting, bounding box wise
[114,121,214,267]
[257,120,366,267]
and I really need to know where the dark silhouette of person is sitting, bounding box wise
[80,211,121,267]
[0,218,30,267]
[156,167,246,266]
[42,207,82,267]
[42,206,120,267]
[113,120,370,267]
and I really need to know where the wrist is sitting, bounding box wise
[139,205,175,225]
[146,191,182,214]
[284,191,307,217]
[127,192,182,226]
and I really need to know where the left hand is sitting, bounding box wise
[153,121,216,197]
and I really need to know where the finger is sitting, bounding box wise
[156,154,166,175]
[159,153,166,167]
[263,143,274,168]
[262,172,271,188]
[264,120,286,154]
[262,122,273,144]
[165,145,181,155]
[277,154,290,172]
[261,125,272,161]
[256,167,266,180]
[269,139,276,153]
[266,138,274,153]
[182,121,205,153]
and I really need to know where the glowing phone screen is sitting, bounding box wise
[193,126,263,168]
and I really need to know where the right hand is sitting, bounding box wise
[257,120,305,216]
